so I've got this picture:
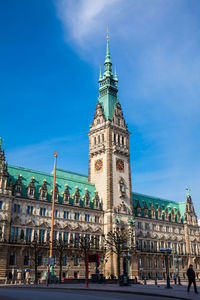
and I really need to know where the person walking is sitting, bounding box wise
[187,264,198,294]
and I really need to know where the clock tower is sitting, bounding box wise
[88,33,132,239]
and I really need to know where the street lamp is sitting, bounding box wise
[160,248,172,288]
[174,257,182,285]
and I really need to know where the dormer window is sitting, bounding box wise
[63,185,70,204]
[74,187,80,206]
[16,186,21,193]
[39,179,47,201]
[84,189,90,207]
[94,192,100,209]
[118,118,120,126]
[27,177,35,199]
[14,174,22,197]
[97,119,100,125]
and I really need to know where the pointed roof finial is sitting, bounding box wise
[106,26,110,60]
[0,137,2,146]
[186,187,191,196]
[106,26,109,40]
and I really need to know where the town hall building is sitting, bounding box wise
[0,35,199,282]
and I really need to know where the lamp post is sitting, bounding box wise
[174,257,182,285]
[128,217,135,279]
[49,152,58,283]
[160,248,172,288]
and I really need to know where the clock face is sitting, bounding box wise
[116,159,124,172]
[95,159,103,171]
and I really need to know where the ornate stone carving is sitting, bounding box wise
[39,179,48,201]
[14,174,22,197]
[27,177,35,199]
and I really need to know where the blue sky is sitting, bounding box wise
[1,0,200,215]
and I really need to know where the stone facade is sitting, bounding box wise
[0,35,200,282]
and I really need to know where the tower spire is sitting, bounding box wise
[103,27,112,77]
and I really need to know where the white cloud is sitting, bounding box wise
[53,0,200,214]
[55,0,122,47]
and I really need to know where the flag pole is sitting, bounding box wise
[50,152,58,258]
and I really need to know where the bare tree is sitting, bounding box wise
[53,238,72,283]
[28,237,44,284]
[103,227,129,281]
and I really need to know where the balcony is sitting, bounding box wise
[90,144,105,155]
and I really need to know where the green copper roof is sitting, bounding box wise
[98,93,118,121]
[8,165,97,208]
[98,35,118,121]
[132,192,186,222]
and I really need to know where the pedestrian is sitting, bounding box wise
[173,273,177,285]
[187,264,198,294]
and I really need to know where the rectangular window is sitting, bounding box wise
[145,223,150,230]
[55,210,58,218]
[85,234,90,245]
[74,233,79,247]
[95,235,100,249]
[24,254,29,266]
[138,222,142,229]
[74,256,79,266]
[13,204,20,212]
[11,227,18,242]
[27,206,33,215]
[63,211,69,219]
[95,216,99,223]
[0,201,2,209]
[53,231,57,241]
[9,253,16,265]
[26,228,32,242]
[39,230,45,244]
[63,232,68,243]
[63,255,67,266]
[74,212,79,220]
[40,207,46,216]
[85,214,90,222]
[38,255,43,266]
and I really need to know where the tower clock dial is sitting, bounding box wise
[116,158,124,172]
[95,159,103,171]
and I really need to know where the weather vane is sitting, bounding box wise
[106,26,109,40]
